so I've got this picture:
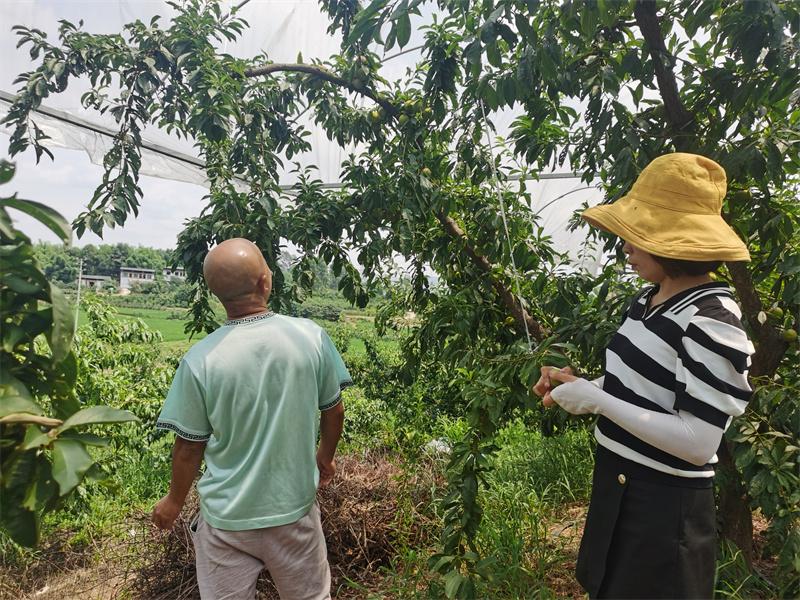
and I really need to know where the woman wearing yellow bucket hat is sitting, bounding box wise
[532,153,755,598]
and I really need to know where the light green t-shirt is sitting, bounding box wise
[156,312,351,531]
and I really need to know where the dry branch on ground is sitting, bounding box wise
[3,451,436,600]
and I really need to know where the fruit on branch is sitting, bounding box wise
[766,307,784,320]
[781,328,797,342]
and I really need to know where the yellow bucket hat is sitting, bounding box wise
[582,153,751,262]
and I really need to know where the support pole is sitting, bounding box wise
[74,258,83,336]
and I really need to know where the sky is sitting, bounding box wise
[0,0,600,266]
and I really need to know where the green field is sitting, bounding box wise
[77,305,206,343]
[75,305,396,357]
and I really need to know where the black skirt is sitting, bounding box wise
[576,445,716,599]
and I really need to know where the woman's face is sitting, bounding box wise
[622,241,666,283]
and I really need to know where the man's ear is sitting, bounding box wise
[260,272,272,299]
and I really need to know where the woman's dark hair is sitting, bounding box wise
[651,255,723,278]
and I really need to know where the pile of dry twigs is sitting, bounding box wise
[3,450,436,599]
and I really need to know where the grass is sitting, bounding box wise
[74,302,389,350]
[116,307,202,342]
[6,387,777,600]
[76,305,203,343]
[471,423,594,598]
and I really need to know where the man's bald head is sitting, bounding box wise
[203,238,272,305]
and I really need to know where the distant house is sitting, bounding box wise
[119,266,156,291]
[163,266,186,281]
[80,274,111,289]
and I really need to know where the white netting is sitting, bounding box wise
[0,0,602,268]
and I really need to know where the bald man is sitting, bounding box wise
[151,239,350,600]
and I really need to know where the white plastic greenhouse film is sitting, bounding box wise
[0,0,604,270]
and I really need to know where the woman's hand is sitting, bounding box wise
[532,366,576,406]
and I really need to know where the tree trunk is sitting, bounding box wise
[716,439,754,565]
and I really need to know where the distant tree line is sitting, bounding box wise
[34,242,174,283]
[35,243,346,293]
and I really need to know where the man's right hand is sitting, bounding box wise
[317,451,335,487]
[152,495,182,530]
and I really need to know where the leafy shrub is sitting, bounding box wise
[75,297,177,456]
[0,160,136,547]
[291,302,342,322]
[731,369,800,597]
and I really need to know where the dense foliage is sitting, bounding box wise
[0,160,137,548]
[4,0,799,596]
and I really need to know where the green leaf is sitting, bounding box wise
[464,40,481,65]
[345,0,385,45]
[514,13,535,42]
[539,47,557,82]
[51,439,94,496]
[21,427,51,451]
[47,283,74,363]
[0,207,14,238]
[0,160,15,185]
[444,570,465,599]
[3,324,28,352]
[580,5,598,36]
[22,460,56,512]
[0,197,71,244]
[0,377,41,417]
[0,504,38,547]
[2,274,43,295]
[59,431,110,447]
[396,12,411,48]
[486,42,501,68]
[430,554,456,573]
[57,406,139,433]
[501,77,517,106]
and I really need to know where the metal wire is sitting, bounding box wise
[479,102,533,351]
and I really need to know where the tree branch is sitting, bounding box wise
[258,62,546,341]
[437,211,546,341]
[0,413,62,427]
[634,0,694,146]
[244,62,397,115]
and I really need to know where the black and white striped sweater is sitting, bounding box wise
[597,282,755,478]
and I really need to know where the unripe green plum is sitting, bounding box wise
[767,307,784,320]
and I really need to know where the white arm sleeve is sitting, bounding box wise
[590,376,605,388]
[550,378,722,466]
